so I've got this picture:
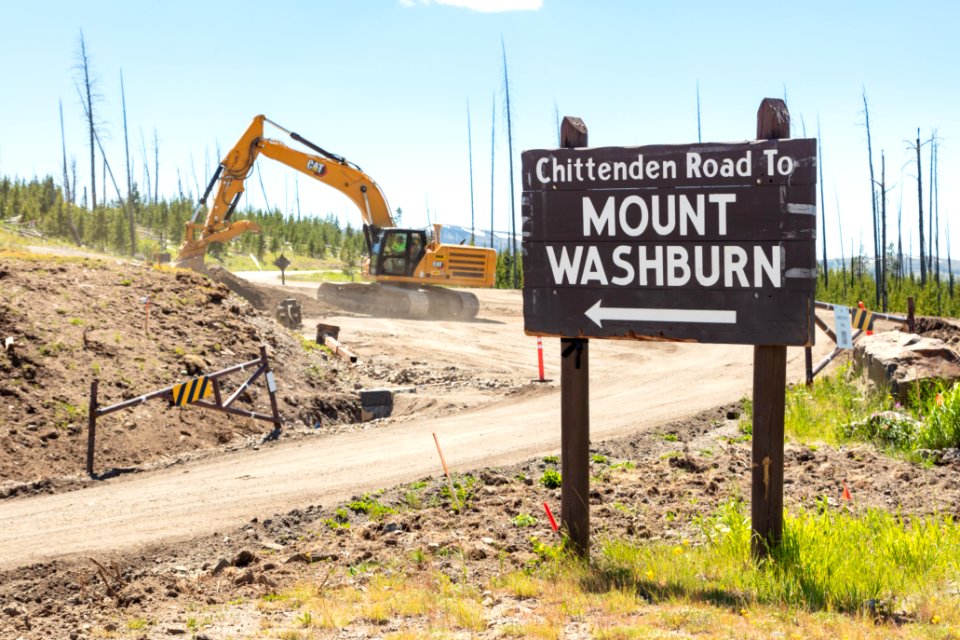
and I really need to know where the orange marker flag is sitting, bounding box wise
[842,480,852,501]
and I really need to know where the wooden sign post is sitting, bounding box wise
[751,98,789,559]
[521,99,815,560]
[559,117,590,557]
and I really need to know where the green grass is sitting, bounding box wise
[783,363,890,445]
[440,474,478,513]
[284,270,362,283]
[776,363,960,454]
[587,498,960,615]
[347,494,396,521]
[512,513,538,528]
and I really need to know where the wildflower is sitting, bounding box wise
[936,393,945,407]
[672,546,683,556]
[932,615,942,624]
[645,569,654,581]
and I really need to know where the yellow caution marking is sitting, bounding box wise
[172,376,212,406]
[852,308,874,331]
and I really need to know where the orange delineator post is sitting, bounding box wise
[537,336,545,382]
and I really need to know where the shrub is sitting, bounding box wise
[539,469,562,489]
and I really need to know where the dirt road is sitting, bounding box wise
[0,279,829,570]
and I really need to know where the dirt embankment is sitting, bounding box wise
[5,402,960,639]
[0,253,361,496]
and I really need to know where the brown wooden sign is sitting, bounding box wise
[522,139,817,346]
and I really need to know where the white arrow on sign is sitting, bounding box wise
[585,300,737,328]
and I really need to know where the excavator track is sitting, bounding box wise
[318,282,479,321]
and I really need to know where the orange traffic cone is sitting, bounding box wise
[841,480,852,501]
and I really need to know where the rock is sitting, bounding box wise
[209,559,230,576]
[3,605,21,616]
[232,550,256,568]
[166,627,187,635]
[233,570,255,586]
[467,544,488,561]
[942,448,960,464]
[854,331,960,402]
[285,553,310,564]
[261,541,284,552]
[480,471,509,486]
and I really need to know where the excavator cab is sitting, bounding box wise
[370,229,426,277]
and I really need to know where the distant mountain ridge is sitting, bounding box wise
[438,224,516,253]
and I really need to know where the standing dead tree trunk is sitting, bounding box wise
[466,100,476,246]
[862,90,880,305]
[880,151,888,311]
[153,129,160,205]
[75,31,98,212]
[501,37,518,288]
[897,182,904,281]
[911,129,927,286]
[59,101,82,245]
[489,92,496,250]
[929,130,935,280]
[139,128,152,204]
[817,118,827,288]
[120,71,136,256]
[932,132,940,285]
[836,191,847,295]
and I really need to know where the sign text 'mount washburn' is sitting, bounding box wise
[521,138,818,346]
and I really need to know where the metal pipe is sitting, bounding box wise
[814,300,907,323]
[324,335,358,364]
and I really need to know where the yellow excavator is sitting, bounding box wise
[173,115,497,319]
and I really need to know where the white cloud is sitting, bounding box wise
[402,0,543,12]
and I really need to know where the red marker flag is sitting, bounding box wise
[842,480,852,501]
[543,502,559,532]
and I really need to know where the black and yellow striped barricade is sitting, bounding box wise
[852,306,874,332]
[171,376,213,406]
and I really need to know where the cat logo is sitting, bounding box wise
[306,160,327,177]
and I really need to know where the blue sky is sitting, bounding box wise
[1,0,957,263]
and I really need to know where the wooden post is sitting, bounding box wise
[561,338,589,556]
[559,115,590,558]
[259,345,283,430]
[751,98,790,559]
[87,379,99,476]
[907,297,916,332]
[804,346,813,386]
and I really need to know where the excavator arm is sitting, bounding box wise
[174,115,394,269]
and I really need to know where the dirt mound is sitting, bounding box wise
[913,316,960,346]
[206,266,340,319]
[0,251,362,494]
